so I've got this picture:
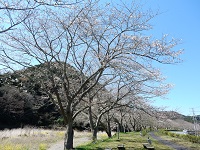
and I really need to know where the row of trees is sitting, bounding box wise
[0,0,182,149]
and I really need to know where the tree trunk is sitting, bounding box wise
[119,123,124,132]
[119,115,124,132]
[106,123,112,138]
[88,103,94,131]
[64,115,74,150]
[88,96,99,141]
[129,116,135,131]
[92,115,102,141]
[106,113,112,138]
[92,127,98,141]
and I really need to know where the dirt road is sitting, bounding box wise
[47,136,91,150]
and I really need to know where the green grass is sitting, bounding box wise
[39,143,48,150]
[156,131,200,150]
[0,143,29,150]
[76,132,173,150]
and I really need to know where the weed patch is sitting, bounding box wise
[0,143,28,150]
[39,143,48,150]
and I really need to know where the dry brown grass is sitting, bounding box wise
[0,127,65,150]
[0,128,110,150]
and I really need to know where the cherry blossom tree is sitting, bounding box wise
[0,0,182,149]
[0,0,81,34]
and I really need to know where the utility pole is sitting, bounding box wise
[192,108,198,136]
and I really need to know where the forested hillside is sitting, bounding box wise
[0,63,195,131]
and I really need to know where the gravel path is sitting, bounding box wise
[47,136,91,150]
[149,132,190,150]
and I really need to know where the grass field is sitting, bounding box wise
[0,128,106,150]
[76,132,173,150]
[1,128,199,150]
[0,127,65,150]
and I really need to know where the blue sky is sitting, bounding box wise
[144,0,200,116]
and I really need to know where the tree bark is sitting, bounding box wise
[119,121,124,132]
[92,115,103,141]
[92,127,98,141]
[106,125,112,138]
[64,114,74,150]
[106,113,112,138]
[88,99,94,131]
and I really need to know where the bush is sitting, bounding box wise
[159,129,168,135]
[168,132,176,137]
[141,128,151,136]
[39,143,47,150]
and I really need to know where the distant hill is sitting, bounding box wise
[0,63,197,130]
[0,62,89,129]
[158,111,196,130]
[160,111,192,121]
[165,111,199,124]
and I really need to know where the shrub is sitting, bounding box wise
[159,129,168,135]
[168,132,176,137]
[141,128,151,136]
[39,143,47,150]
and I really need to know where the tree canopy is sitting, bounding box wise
[0,0,182,149]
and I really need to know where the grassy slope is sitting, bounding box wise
[156,132,200,150]
[76,132,173,150]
